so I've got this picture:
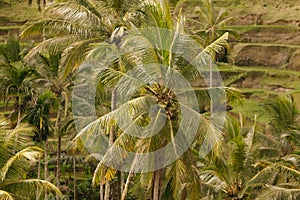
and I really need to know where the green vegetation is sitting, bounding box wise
[1,0,300,199]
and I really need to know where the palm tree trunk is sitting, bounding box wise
[17,94,21,126]
[55,104,61,199]
[121,172,124,197]
[152,169,162,200]
[100,183,104,200]
[44,140,48,200]
[121,172,131,200]
[36,153,41,200]
[16,94,21,180]
[57,132,61,186]
[210,57,213,113]
[104,88,116,200]
[73,157,76,200]
[104,173,112,199]
[121,154,137,200]
[104,180,110,200]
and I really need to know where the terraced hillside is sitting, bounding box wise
[221,0,300,119]
[1,0,300,119]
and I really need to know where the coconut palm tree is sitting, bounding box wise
[73,1,234,199]
[20,1,140,193]
[0,119,62,199]
[199,115,260,199]
[20,0,141,79]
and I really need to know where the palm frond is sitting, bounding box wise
[0,190,13,200]
[61,38,102,78]
[256,185,300,200]
[23,36,75,62]
[264,95,298,133]
[194,32,228,61]
[45,1,103,29]
[0,179,62,198]
[0,146,42,181]
[20,19,97,39]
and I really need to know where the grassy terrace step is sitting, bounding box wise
[0,25,22,30]
[0,1,41,22]
[218,65,300,89]
[231,88,300,122]
[231,42,300,48]
[218,65,300,75]
[228,25,300,34]
[218,64,300,118]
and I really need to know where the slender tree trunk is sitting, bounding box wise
[44,140,48,200]
[121,172,124,197]
[152,169,162,200]
[100,183,104,200]
[121,154,137,200]
[104,88,116,200]
[209,59,213,113]
[16,95,21,180]
[57,132,61,186]
[73,157,76,200]
[36,152,41,200]
[55,104,61,200]
[17,95,21,126]
[121,172,131,200]
[209,35,215,114]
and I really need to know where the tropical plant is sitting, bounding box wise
[0,39,36,126]
[72,1,238,199]
[181,0,238,112]
[21,1,141,192]
[26,90,58,143]
[263,94,300,155]
[0,119,61,200]
[189,0,238,47]
[28,51,71,194]
[200,115,300,200]
[20,0,141,79]
[26,90,58,199]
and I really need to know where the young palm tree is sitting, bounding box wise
[26,90,58,199]
[29,52,70,193]
[27,90,58,146]
[185,0,238,112]
[189,0,237,46]
[263,95,300,156]
[0,119,61,199]
[0,39,36,126]
[200,115,300,200]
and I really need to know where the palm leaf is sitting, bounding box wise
[0,190,13,200]
[61,38,103,78]
[256,185,300,200]
[23,36,75,62]
[0,179,62,198]
[0,146,42,181]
